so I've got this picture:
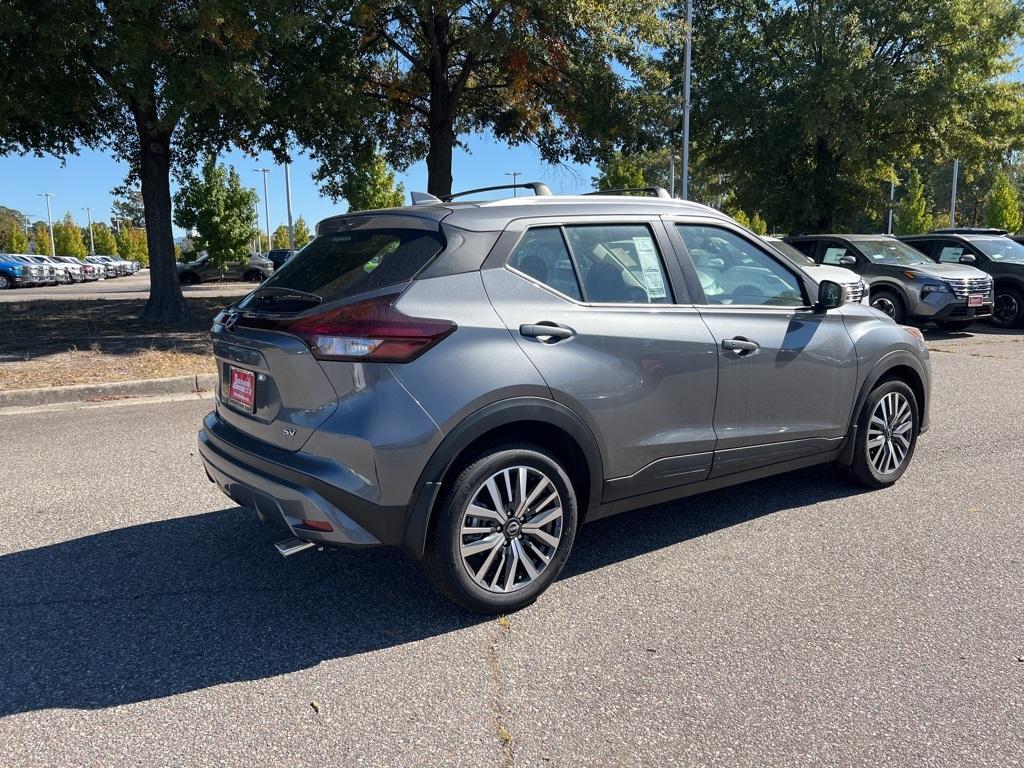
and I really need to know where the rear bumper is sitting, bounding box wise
[198,411,409,549]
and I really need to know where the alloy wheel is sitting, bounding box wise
[871,296,897,318]
[866,391,913,475]
[993,292,1019,327]
[459,465,564,593]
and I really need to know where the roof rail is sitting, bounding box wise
[584,187,672,199]
[930,227,1008,235]
[410,191,442,205]
[440,182,552,202]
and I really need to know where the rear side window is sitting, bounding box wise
[822,243,854,265]
[256,228,443,302]
[936,242,965,263]
[508,227,583,300]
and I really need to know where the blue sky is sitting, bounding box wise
[0,134,597,237]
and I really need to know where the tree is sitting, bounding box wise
[31,223,52,257]
[0,220,28,252]
[0,0,319,320]
[116,227,149,266]
[299,0,669,198]
[594,153,646,190]
[894,170,935,235]
[271,225,291,249]
[173,155,259,268]
[293,216,312,248]
[665,0,1024,232]
[749,213,768,236]
[984,172,1023,232]
[53,212,88,258]
[110,183,146,228]
[342,153,406,211]
[93,223,118,256]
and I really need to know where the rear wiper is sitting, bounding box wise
[251,286,323,304]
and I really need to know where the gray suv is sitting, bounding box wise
[785,234,993,331]
[198,186,931,612]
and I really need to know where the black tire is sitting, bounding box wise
[422,444,578,613]
[936,320,973,333]
[992,285,1024,328]
[870,288,906,324]
[843,379,920,489]
[243,269,263,283]
[179,271,199,285]
[0,273,11,290]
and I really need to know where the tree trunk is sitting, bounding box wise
[139,129,186,323]
[425,121,455,199]
[812,137,838,232]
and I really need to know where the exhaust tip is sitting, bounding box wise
[274,537,316,557]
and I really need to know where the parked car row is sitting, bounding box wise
[177,253,276,284]
[0,253,140,289]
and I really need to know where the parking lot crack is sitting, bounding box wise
[488,615,515,768]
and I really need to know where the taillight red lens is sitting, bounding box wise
[243,293,456,363]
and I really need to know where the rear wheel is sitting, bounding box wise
[179,272,199,285]
[0,273,11,290]
[870,289,906,324]
[243,269,264,283]
[992,286,1024,328]
[936,320,973,333]
[423,445,578,613]
[843,379,919,488]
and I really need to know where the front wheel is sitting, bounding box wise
[843,379,920,489]
[992,286,1024,328]
[870,289,906,324]
[423,445,578,613]
[0,273,11,290]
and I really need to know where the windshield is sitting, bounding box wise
[857,239,931,266]
[971,237,1024,263]
[240,227,443,309]
[765,239,815,266]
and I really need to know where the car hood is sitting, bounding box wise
[898,262,989,280]
[804,264,861,284]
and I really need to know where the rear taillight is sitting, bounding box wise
[241,293,456,363]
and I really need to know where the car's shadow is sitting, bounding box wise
[0,465,865,716]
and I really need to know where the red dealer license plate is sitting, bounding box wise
[968,295,984,307]
[227,366,256,413]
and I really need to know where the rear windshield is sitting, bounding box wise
[247,228,443,305]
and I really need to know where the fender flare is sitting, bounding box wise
[400,396,604,559]
[838,349,929,465]
[866,279,912,312]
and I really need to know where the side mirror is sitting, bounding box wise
[959,254,976,264]
[816,280,847,311]
[838,254,857,266]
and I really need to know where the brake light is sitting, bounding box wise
[246,293,456,363]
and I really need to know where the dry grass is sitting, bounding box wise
[0,298,225,391]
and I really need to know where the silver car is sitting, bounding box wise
[198,185,931,612]
[762,236,869,304]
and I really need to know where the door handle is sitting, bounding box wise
[520,322,575,342]
[722,337,759,354]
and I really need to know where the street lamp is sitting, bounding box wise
[505,171,522,196]
[37,192,55,257]
[255,168,271,249]
[253,193,262,254]
[284,161,295,252]
[949,159,960,227]
[83,207,95,255]
[680,0,693,200]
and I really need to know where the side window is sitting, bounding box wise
[507,227,583,301]
[789,240,818,258]
[936,241,965,263]
[563,224,673,304]
[821,243,853,265]
[676,224,806,307]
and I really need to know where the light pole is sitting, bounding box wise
[680,0,693,200]
[505,171,522,196]
[255,168,271,249]
[284,161,295,252]
[83,207,95,254]
[37,192,55,257]
[887,179,896,235]
[112,215,121,234]
[253,194,262,254]
[949,159,960,227]
[23,214,32,237]
[669,154,676,197]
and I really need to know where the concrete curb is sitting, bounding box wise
[0,373,218,408]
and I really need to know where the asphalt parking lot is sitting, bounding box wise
[0,271,252,302]
[1,327,1022,767]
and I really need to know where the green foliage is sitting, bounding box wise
[595,153,647,190]
[749,213,768,236]
[664,0,1024,232]
[93,223,118,256]
[53,212,88,258]
[293,216,312,248]
[271,225,291,249]
[116,227,149,266]
[0,219,28,252]
[983,172,1023,232]
[31,223,51,257]
[343,154,406,212]
[298,0,670,197]
[173,155,260,268]
[110,185,145,229]
[731,210,752,229]
[894,170,935,235]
